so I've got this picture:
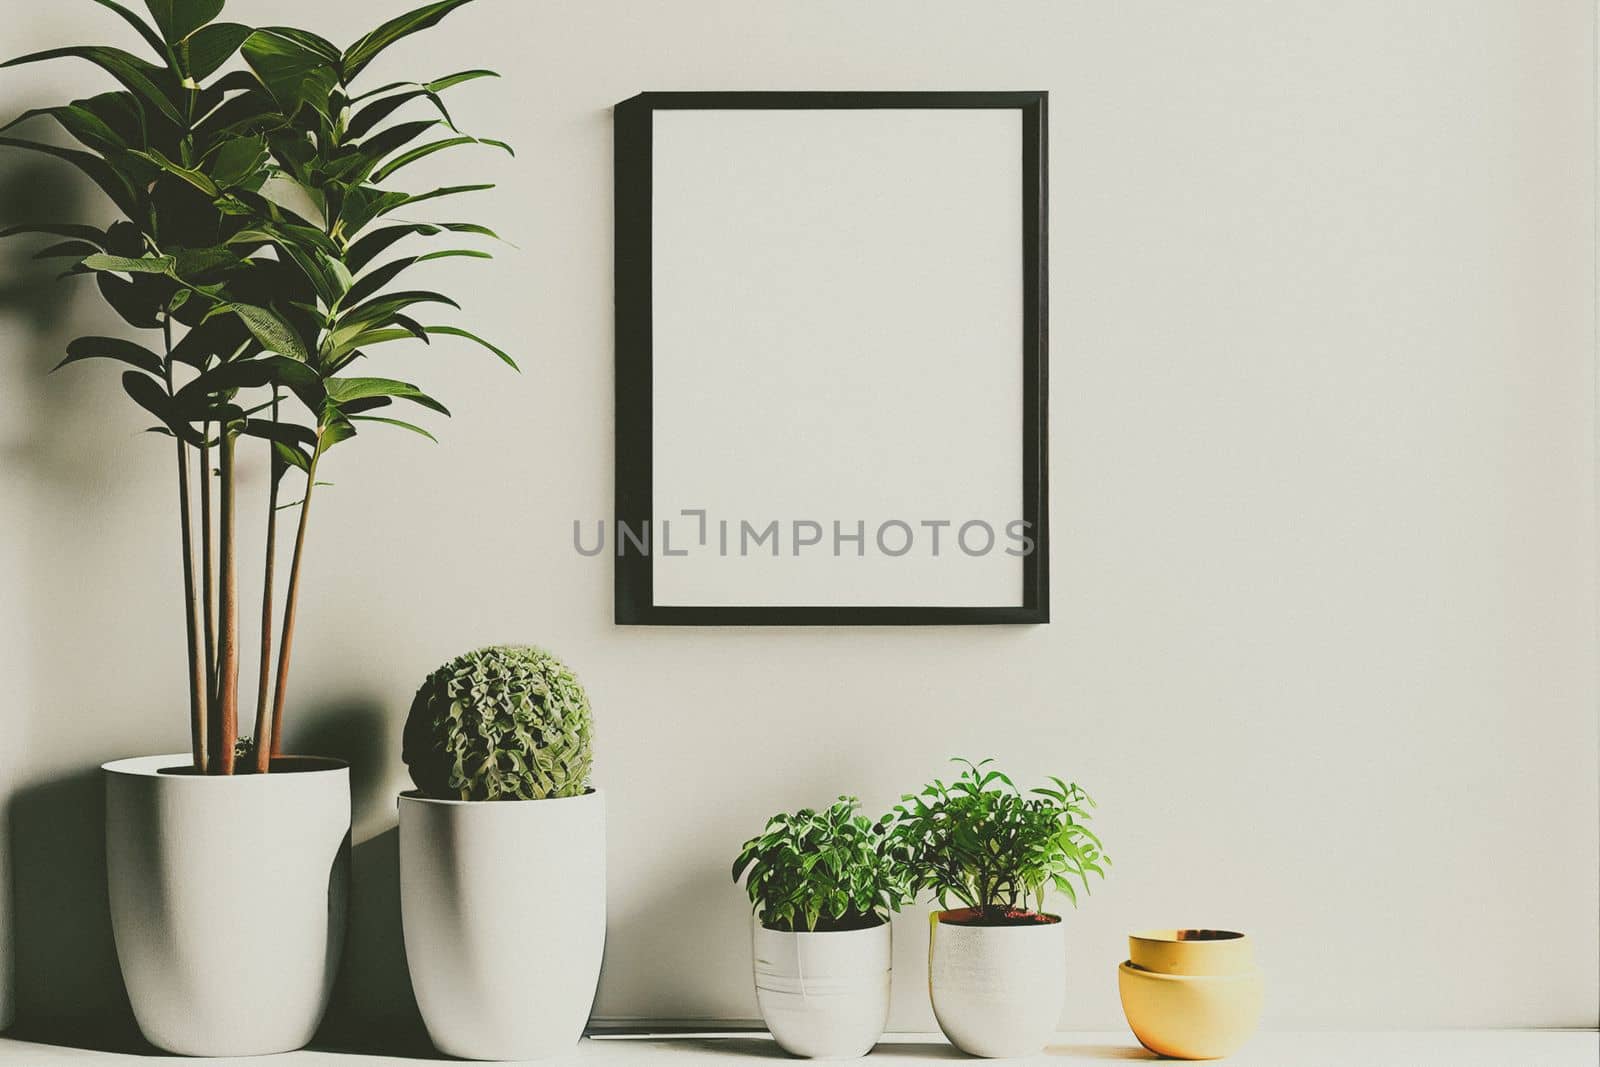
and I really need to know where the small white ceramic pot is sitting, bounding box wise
[928,910,1066,1058]
[399,789,605,1060]
[752,919,891,1058]
[103,754,350,1057]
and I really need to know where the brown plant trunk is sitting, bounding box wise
[199,427,218,768]
[269,445,322,756]
[251,398,282,773]
[167,327,208,773]
[214,430,240,774]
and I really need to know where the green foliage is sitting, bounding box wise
[887,758,1108,920]
[403,646,594,802]
[731,797,913,933]
[1,0,514,463]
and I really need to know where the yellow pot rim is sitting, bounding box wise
[1119,960,1261,983]
[1129,928,1247,945]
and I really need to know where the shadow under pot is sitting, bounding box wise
[103,754,350,1057]
[398,789,605,1061]
[928,908,1066,1058]
[752,918,892,1058]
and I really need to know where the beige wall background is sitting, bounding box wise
[0,0,1594,1050]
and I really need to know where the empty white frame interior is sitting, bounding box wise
[649,108,1026,607]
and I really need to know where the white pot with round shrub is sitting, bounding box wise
[732,797,913,1059]
[398,645,603,1061]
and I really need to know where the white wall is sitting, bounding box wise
[0,0,1594,1046]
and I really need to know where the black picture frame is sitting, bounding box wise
[614,91,1048,625]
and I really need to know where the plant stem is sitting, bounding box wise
[214,429,240,774]
[167,320,208,774]
[269,441,322,756]
[199,424,217,766]
[251,394,282,773]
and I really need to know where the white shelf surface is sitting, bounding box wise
[0,1031,1593,1065]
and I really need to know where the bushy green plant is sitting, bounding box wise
[1,0,512,773]
[403,645,594,801]
[731,796,912,933]
[887,758,1107,923]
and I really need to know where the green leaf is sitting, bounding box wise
[252,25,341,61]
[142,0,224,43]
[4,102,127,157]
[325,375,449,416]
[343,249,487,307]
[241,29,339,120]
[317,412,357,453]
[393,182,494,212]
[342,0,478,80]
[1,46,183,125]
[206,133,268,188]
[33,240,101,260]
[83,252,177,274]
[349,414,438,442]
[97,273,164,328]
[89,0,170,59]
[1,222,108,246]
[425,325,517,370]
[348,118,440,175]
[56,336,164,375]
[338,288,459,330]
[426,68,498,92]
[175,355,322,407]
[344,220,497,271]
[241,417,317,449]
[181,22,252,80]
[130,148,220,196]
[345,91,426,140]
[271,239,345,308]
[273,439,312,474]
[335,186,410,236]
[121,370,171,422]
[370,134,511,183]
[206,302,310,361]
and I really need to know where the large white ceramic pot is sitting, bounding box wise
[103,754,350,1057]
[399,789,605,1060]
[928,909,1066,1058]
[752,919,891,1058]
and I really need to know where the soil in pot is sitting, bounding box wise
[938,906,1061,926]
[156,755,336,776]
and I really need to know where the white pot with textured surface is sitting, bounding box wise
[399,789,605,1060]
[103,754,350,1057]
[752,919,891,1058]
[928,910,1067,1058]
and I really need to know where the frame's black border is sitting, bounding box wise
[614,91,1048,625]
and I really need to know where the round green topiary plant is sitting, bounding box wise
[403,645,594,801]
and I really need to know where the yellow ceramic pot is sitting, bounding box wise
[1129,929,1254,976]
[1117,962,1262,1060]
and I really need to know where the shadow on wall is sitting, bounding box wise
[0,149,99,482]
[5,769,147,1051]
[294,698,434,1057]
[313,826,435,1057]
[0,144,144,1049]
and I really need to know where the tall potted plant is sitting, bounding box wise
[888,759,1109,1058]
[399,645,604,1061]
[732,797,913,1059]
[1,0,511,1055]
